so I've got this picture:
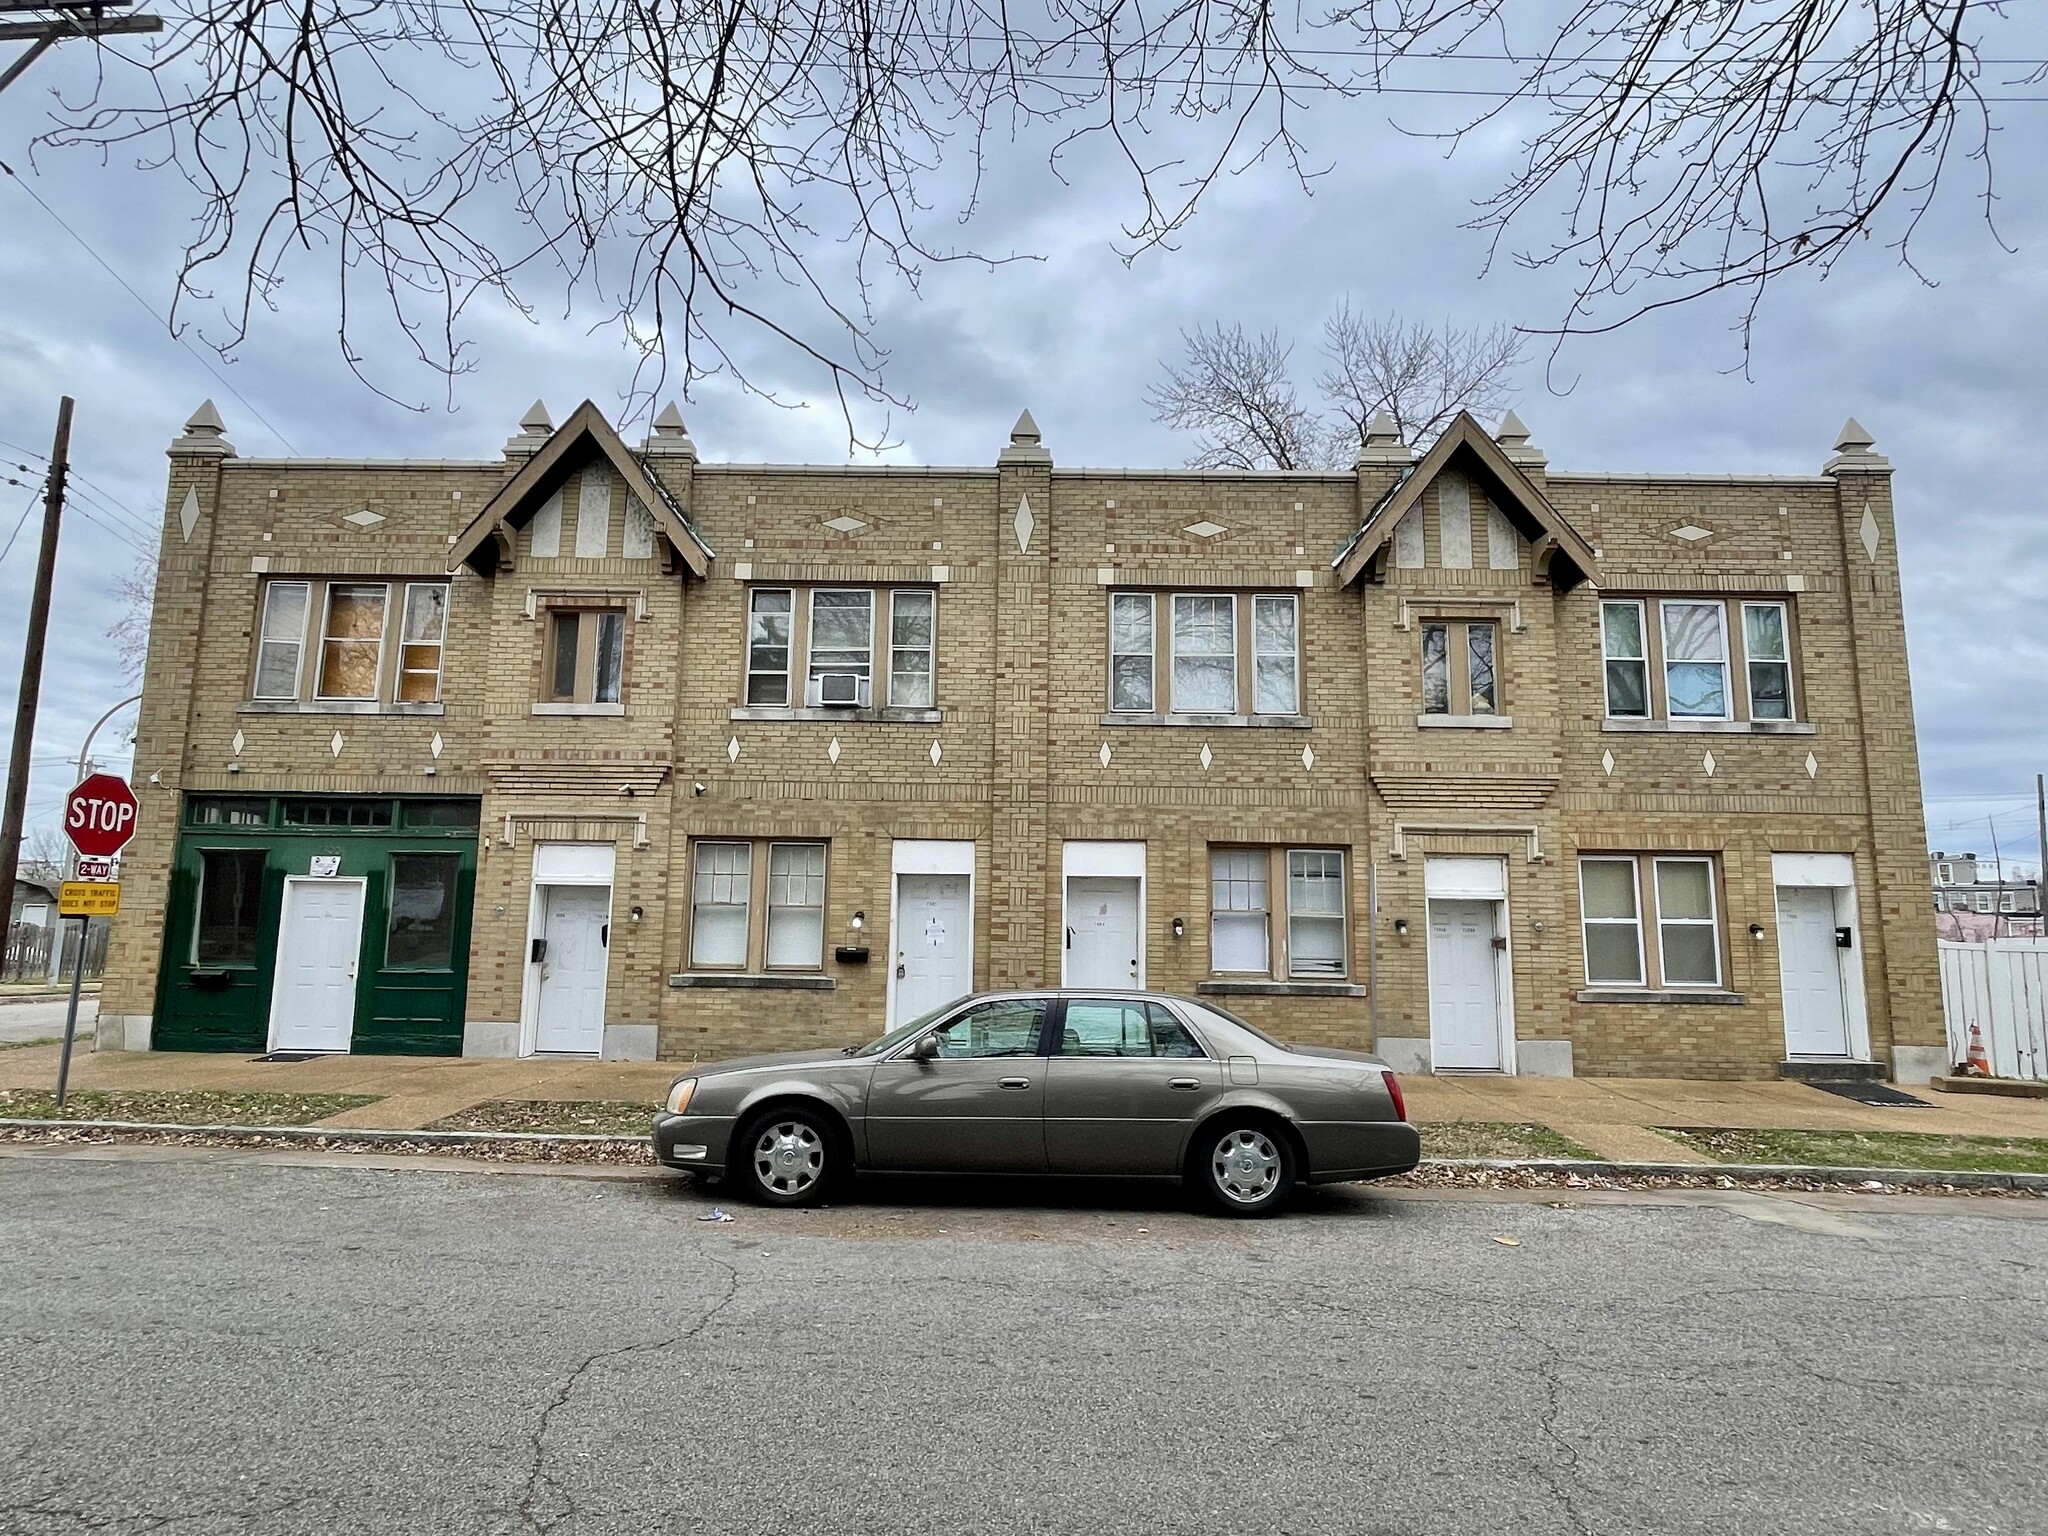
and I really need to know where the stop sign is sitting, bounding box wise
[65,773,139,859]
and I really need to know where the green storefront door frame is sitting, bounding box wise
[155,794,480,1055]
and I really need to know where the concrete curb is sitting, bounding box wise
[3,1119,2045,1192]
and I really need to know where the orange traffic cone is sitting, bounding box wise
[1967,1023,1992,1077]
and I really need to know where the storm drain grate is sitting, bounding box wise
[1807,1079,1935,1108]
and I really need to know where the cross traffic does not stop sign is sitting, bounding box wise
[65,772,139,859]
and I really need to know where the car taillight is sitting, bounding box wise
[1382,1070,1408,1122]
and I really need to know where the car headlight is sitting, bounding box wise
[664,1078,697,1115]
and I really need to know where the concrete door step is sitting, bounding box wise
[1777,1058,1885,1083]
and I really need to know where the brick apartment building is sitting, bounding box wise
[94,399,1942,1080]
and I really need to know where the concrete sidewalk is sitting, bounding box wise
[5,1043,2047,1157]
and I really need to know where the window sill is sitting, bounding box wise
[532,702,626,717]
[1416,714,1513,730]
[1196,980,1367,998]
[1101,712,1314,730]
[239,700,445,716]
[668,972,837,991]
[1575,988,1747,1006]
[728,706,942,725]
[1600,718,1815,735]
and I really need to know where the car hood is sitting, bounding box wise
[679,1047,858,1083]
[1280,1044,1391,1070]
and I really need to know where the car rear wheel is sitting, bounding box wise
[1191,1118,1297,1217]
[734,1107,840,1208]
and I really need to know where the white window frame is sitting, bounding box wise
[807,588,875,686]
[1251,594,1300,716]
[2000,890,2018,914]
[1170,592,1238,715]
[1208,848,1270,975]
[1109,592,1156,713]
[253,580,311,700]
[1578,856,1646,987]
[1284,848,1347,978]
[689,841,754,970]
[1652,856,1722,988]
[1658,599,1733,722]
[313,581,391,703]
[1740,600,1795,722]
[887,590,937,709]
[397,582,449,704]
[764,841,828,970]
[746,587,794,707]
[1935,862,1953,884]
[1600,599,1649,720]
[1976,891,1996,914]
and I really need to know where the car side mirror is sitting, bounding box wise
[909,1033,942,1062]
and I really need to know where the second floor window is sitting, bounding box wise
[544,609,626,706]
[1421,619,1499,716]
[1109,592,1302,717]
[251,578,448,706]
[1602,597,1797,723]
[744,586,937,709]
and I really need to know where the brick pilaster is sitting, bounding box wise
[987,412,1053,985]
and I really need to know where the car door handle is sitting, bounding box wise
[998,1076,1031,1089]
[1167,1077,1200,1090]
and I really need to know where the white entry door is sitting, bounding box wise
[1778,885,1851,1057]
[1066,876,1140,988]
[533,885,611,1054]
[1428,899,1504,1071]
[270,878,365,1053]
[894,873,972,1027]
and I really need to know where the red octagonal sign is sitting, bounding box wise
[66,773,139,859]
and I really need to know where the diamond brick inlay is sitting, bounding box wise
[1184,520,1227,539]
[329,731,345,758]
[828,737,841,765]
[1098,743,1111,768]
[822,515,866,534]
[1601,749,1614,777]
[1199,743,1213,772]
[1805,751,1819,780]
[1670,524,1712,542]
[1702,750,1717,777]
[344,508,385,529]
[727,736,740,763]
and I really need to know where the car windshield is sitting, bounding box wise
[847,1003,957,1058]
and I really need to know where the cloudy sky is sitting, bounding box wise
[1,9,2044,875]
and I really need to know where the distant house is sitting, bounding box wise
[5,872,62,982]
[1930,851,2044,940]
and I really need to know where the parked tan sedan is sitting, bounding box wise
[653,990,1418,1216]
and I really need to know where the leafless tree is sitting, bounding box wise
[1145,324,1330,471]
[1150,310,1523,468]
[1317,307,1524,448]
[17,1,2027,429]
[105,552,155,689]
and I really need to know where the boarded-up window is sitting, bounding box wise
[317,584,388,699]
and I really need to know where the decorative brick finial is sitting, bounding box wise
[1824,416,1890,475]
[520,400,554,435]
[1494,408,1546,469]
[170,399,235,458]
[644,400,698,459]
[999,408,1050,466]
[1355,409,1411,467]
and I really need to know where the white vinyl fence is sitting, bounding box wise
[1940,939,2048,1081]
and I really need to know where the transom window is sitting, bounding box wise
[1209,846,1349,979]
[1579,854,1723,989]
[1421,618,1499,716]
[744,586,938,709]
[1601,598,1798,723]
[1108,592,1302,717]
[250,579,449,706]
[688,839,829,971]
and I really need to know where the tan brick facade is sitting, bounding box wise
[97,404,1942,1081]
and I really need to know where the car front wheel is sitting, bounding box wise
[734,1107,840,1208]
[1191,1118,1297,1217]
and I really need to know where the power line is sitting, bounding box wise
[0,486,39,565]
[0,160,299,455]
[0,434,158,541]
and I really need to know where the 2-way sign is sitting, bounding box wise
[65,772,138,859]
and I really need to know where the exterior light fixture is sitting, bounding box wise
[1393,917,1410,938]
[1748,923,1766,941]
[851,911,865,930]
[1171,917,1185,938]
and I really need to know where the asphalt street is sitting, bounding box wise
[2,1149,2044,1536]
[0,998,96,1047]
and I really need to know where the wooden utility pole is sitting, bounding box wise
[0,2,162,99]
[0,395,72,941]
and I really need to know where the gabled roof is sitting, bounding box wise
[447,400,712,578]
[1332,411,1601,590]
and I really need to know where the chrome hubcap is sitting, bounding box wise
[752,1121,824,1195]
[1212,1129,1280,1205]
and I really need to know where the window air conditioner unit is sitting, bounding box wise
[810,672,870,707]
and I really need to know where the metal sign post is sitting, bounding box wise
[55,770,136,1106]
[54,916,89,1108]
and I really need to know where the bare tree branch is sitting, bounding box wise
[1316,306,1523,446]
[1145,322,1331,469]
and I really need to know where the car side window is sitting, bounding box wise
[929,999,1048,1059]
[1059,1000,1206,1059]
